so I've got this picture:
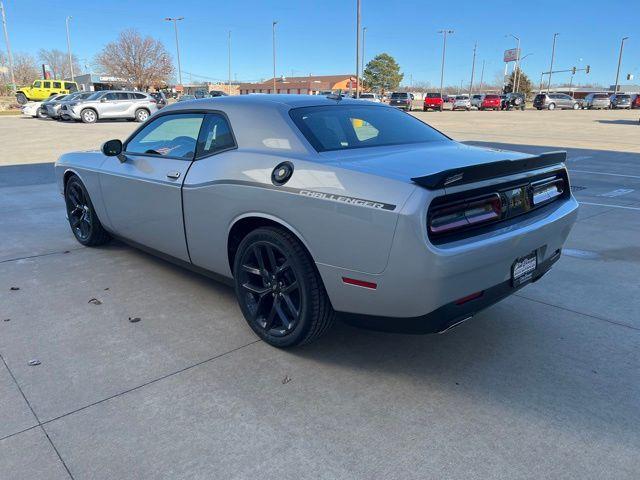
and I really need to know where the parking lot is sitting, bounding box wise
[1,108,639,479]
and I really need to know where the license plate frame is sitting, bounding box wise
[512,251,538,287]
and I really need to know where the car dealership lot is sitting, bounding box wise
[1,109,639,479]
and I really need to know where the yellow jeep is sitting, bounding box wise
[16,79,79,105]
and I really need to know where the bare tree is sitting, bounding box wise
[38,49,81,79]
[95,29,174,90]
[13,52,39,85]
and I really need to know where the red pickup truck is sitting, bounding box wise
[479,94,501,111]
[423,92,444,112]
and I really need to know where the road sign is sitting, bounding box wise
[503,48,520,63]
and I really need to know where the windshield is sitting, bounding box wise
[455,96,468,100]
[289,105,447,152]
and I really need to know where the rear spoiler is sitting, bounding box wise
[411,151,567,190]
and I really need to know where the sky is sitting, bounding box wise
[1,0,638,88]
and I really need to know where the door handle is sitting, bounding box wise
[166,171,181,180]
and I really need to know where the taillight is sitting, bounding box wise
[531,178,564,206]
[149,99,157,103]
[429,194,502,235]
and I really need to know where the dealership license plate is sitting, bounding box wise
[512,251,537,287]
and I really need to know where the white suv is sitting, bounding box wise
[61,90,158,123]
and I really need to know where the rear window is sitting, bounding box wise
[426,93,441,98]
[391,92,408,99]
[594,94,609,99]
[455,96,468,100]
[289,105,446,152]
[616,95,630,99]
[485,95,500,100]
[534,94,546,100]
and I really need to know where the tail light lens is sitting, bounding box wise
[531,178,564,206]
[429,194,502,235]
[149,99,157,103]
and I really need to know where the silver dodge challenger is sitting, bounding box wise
[55,95,579,347]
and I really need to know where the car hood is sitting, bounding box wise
[320,141,532,183]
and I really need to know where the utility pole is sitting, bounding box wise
[361,26,367,86]
[614,36,629,93]
[228,30,231,95]
[0,1,15,91]
[165,17,184,86]
[547,33,559,93]
[355,0,361,98]
[479,60,485,93]
[468,42,477,98]
[507,34,521,93]
[272,20,277,94]
[438,29,454,99]
[65,16,74,81]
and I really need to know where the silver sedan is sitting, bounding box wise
[55,95,579,347]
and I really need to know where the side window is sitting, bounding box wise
[43,81,51,89]
[116,92,129,100]
[53,82,61,88]
[134,93,146,99]
[196,113,235,157]
[126,113,204,159]
[34,81,42,87]
[64,82,76,91]
[104,92,117,101]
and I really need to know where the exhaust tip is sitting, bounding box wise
[438,316,473,334]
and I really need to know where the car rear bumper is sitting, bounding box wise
[337,249,561,333]
[317,189,579,321]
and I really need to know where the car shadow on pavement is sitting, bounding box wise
[596,119,639,125]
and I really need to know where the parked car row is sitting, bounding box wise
[21,90,161,123]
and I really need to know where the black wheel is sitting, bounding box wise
[16,92,27,105]
[234,227,333,347]
[80,109,97,123]
[135,108,150,122]
[64,176,111,246]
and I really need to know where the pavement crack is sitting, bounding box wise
[40,339,262,427]
[0,247,84,264]
[514,293,640,332]
[0,353,75,479]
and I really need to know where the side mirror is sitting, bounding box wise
[100,97,107,103]
[102,139,123,157]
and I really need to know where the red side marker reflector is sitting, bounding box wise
[342,277,377,290]
[455,291,484,305]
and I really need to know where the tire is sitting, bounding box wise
[135,108,150,122]
[439,105,443,112]
[64,175,111,247]
[233,226,334,347]
[16,92,27,105]
[548,103,556,110]
[36,107,47,119]
[423,107,428,112]
[80,108,97,123]
[573,103,580,110]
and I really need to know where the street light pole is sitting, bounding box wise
[272,20,277,94]
[227,30,231,95]
[65,16,74,81]
[165,17,184,86]
[361,26,367,87]
[0,1,15,92]
[468,42,477,98]
[507,34,520,93]
[355,0,361,98]
[438,29,454,99]
[479,60,485,93]
[614,36,629,93]
[547,33,559,93]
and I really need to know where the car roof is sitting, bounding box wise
[163,94,384,111]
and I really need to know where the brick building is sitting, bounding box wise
[238,74,356,95]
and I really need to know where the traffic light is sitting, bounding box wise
[571,67,576,75]
[585,65,590,74]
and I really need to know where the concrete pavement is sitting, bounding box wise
[1,110,639,479]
